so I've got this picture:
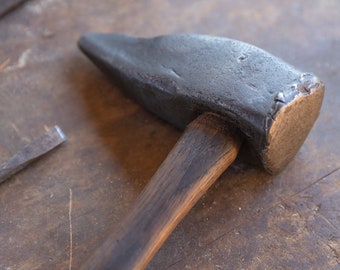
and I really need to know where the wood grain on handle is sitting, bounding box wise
[81,113,242,270]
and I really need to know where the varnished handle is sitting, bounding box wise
[81,113,241,270]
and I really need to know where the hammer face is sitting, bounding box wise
[78,33,324,173]
[263,75,324,173]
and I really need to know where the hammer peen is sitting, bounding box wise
[78,34,324,269]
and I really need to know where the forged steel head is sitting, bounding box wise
[78,33,324,174]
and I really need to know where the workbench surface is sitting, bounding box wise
[0,1,339,269]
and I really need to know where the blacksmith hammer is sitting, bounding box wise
[78,34,324,269]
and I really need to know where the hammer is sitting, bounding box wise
[78,34,324,269]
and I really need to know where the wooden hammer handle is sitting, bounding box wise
[81,113,241,270]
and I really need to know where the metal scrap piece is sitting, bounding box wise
[0,0,27,18]
[0,126,66,184]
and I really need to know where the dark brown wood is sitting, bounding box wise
[81,113,241,269]
[0,1,339,269]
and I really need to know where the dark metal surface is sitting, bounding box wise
[0,0,27,18]
[0,126,66,183]
[0,1,339,269]
[79,33,324,173]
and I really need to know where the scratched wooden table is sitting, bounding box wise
[0,1,339,269]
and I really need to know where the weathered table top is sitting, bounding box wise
[0,1,339,269]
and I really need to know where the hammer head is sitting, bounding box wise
[78,33,324,174]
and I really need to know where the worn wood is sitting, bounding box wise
[81,113,241,269]
[0,1,339,269]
